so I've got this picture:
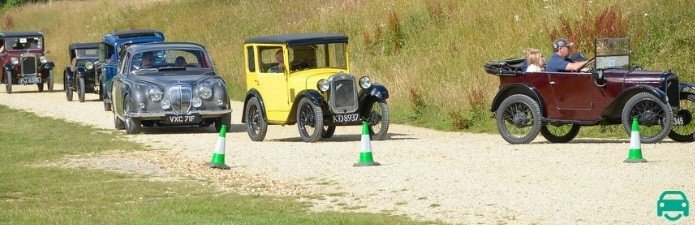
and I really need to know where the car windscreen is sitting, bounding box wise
[595,37,630,69]
[131,49,211,74]
[75,48,98,58]
[5,36,42,51]
[288,43,347,71]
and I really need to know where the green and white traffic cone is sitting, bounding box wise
[208,124,231,169]
[354,121,380,167]
[624,117,647,163]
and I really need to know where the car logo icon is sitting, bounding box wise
[657,190,690,222]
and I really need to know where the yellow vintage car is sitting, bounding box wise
[243,33,390,142]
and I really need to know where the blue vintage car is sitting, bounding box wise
[111,42,232,134]
[96,30,165,111]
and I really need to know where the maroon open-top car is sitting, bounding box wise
[1,31,55,94]
[485,37,695,144]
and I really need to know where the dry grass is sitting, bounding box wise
[1,0,693,132]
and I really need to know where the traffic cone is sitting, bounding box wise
[624,117,647,163]
[208,124,231,169]
[354,121,380,167]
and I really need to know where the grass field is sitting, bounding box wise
[1,0,693,135]
[0,105,426,224]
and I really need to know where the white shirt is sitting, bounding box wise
[526,64,543,72]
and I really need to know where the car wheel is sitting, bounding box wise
[37,82,44,92]
[621,92,672,143]
[215,113,231,133]
[64,72,73,101]
[367,100,390,140]
[540,123,580,143]
[113,102,125,130]
[77,77,86,102]
[245,97,267,141]
[668,92,695,142]
[98,79,104,101]
[296,98,323,142]
[322,125,336,138]
[104,101,111,111]
[496,94,542,144]
[47,70,54,91]
[5,70,12,94]
[124,97,141,134]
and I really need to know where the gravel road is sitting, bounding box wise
[2,85,694,224]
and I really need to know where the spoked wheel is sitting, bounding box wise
[296,98,323,142]
[77,77,86,102]
[64,71,73,101]
[245,97,267,141]
[540,123,580,143]
[668,92,695,142]
[321,125,336,138]
[47,71,54,91]
[98,79,104,101]
[37,82,44,92]
[5,71,12,94]
[621,93,672,143]
[124,97,141,134]
[367,100,390,140]
[496,94,542,144]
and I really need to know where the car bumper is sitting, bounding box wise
[126,109,232,119]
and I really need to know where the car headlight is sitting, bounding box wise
[359,76,372,89]
[197,84,213,100]
[11,57,18,65]
[161,99,171,109]
[39,56,48,64]
[148,88,163,102]
[192,97,202,108]
[85,61,94,70]
[317,79,329,92]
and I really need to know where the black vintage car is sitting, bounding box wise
[111,42,232,134]
[1,31,55,93]
[64,42,100,102]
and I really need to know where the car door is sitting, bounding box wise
[546,72,596,120]
[252,45,289,122]
[111,51,131,115]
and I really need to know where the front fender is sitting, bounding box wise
[680,82,695,93]
[358,84,389,116]
[241,89,267,123]
[42,62,55,71]
[286,89,326,125]
[601,86,667,118]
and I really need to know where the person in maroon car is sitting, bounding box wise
[545,38,592,72]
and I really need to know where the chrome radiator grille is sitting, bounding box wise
[169,84,192,114]
[328,75,358,114]
[21,56,37,76]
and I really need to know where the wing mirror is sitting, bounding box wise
[592,69,606,86]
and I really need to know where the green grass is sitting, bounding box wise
[1,0,692,134]
[0,105,427,224]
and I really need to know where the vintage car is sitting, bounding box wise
[64,42,100,102]
[111,42,232,134]
[96,30,165,110]
[243,33,390,142]
[1,31,55,94]
[485,37,695,144]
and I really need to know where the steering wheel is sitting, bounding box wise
[578,57,596,71]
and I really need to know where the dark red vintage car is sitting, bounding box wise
[1,31,55,94]
[486,37,695,144]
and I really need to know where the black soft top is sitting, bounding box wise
[245,33,348,46]
[0,31,44,38]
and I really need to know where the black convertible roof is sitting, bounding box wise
[69,42,99,50]
[110,29,164,39]
[245,33,348,46]
[0,31,44,38]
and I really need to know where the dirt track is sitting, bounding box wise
[2,85,694,224]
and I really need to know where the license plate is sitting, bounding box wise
[165,115,200,124]
[19,77,40,84]
[332,113,360,123]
